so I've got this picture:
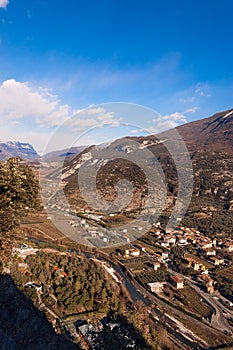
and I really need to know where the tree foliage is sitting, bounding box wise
[0,158,40,233]
[13,252,125,317]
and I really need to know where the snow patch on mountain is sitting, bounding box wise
[61,151,93,179]
[223,110,233,119]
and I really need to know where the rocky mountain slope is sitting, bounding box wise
[176,109,233,234]
[177,108,233,153]
[52,109,233,236]
[0,141,87,163]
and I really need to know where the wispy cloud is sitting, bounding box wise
[179,96,196,103]
[130,129,142,135]
[195,85,211,97]
[40,52,187,109]
[198,92,211,97]
[169,82,214,120]
[0,0,9,9]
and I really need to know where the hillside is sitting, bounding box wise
[51,108,233,237]
[177,108,233,153]
[176,109,233,234]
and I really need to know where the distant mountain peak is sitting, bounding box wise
[0,141,39,161]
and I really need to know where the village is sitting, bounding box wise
[119,222,233,298]
[39,192,233,305]
[11,216,233,348]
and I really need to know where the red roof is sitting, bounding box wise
[170,275,183,283]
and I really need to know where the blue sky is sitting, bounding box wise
[0,0,233,153]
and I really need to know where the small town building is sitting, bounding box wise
[161,252,169,260]
[185,257,206,271]
[209,256,224,265]
[147,282,166,293]
[153,262,161,271]
[203,248,216,256]
[223,242,233,252]
[125,248,140,257]
[169,275,184,289]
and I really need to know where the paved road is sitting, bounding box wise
[166,267,233,335]
[176,272,233,336]
[185,278,232,334]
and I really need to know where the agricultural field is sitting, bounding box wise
[216,265,233,282]
[162,284,213,320]
[20,215,66,242]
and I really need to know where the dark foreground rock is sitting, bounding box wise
[0,274,79,350]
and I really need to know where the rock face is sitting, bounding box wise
[0,329,16,350]
[0,141,39,161]
[0,274,79,350]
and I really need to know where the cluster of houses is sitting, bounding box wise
[150,224,233,266]
[124,241,186,292]
[122,224,233,295]
[125,246,144,257]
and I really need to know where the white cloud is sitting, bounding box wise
[0,79,72,127]
[148,112,187,134]
[27,9,32,18]
[0,79,123,152]
[0,0,9,9]
[70,107,121,132]
[152,112,187,124]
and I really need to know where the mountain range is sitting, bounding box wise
[3,107,233,161]
[2,108,233,236]
[0,142,87,163]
